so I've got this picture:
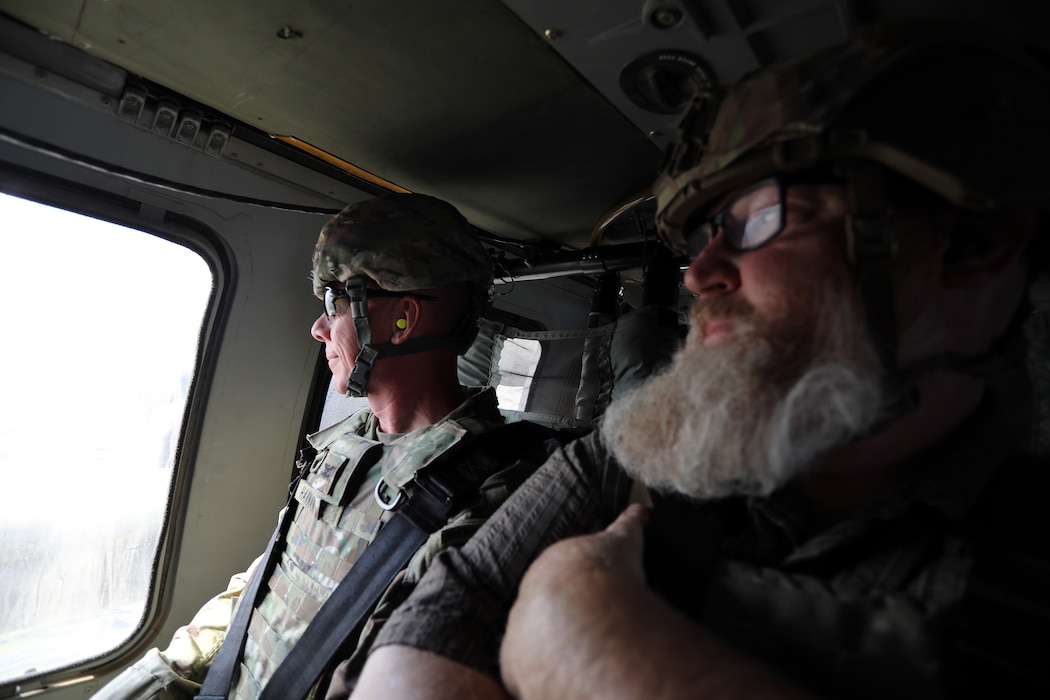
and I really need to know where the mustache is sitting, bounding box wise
[690,295,756,327]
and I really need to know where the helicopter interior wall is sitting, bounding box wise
[0,26,604,693]
[0,48,382,698]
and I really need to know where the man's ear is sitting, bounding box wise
[941,209,1035,288]
[390,295,423,345]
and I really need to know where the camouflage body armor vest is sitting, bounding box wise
[232,400,500,699]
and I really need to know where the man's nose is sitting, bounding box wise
[682,235,741,300]
[311,313,331,341]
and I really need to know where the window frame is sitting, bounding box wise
[0,170,231,691]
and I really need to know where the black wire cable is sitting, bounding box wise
[0,125,342,215]
[0,124,556,255]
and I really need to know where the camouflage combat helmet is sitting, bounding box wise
[312,193,494,396]
[312,192,493,296]
[653,21,1050,415]
[654,21,1050,255]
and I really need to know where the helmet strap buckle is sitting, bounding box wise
[344,276,376,396]
[347,344,378,397]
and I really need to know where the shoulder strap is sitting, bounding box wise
[255,420,567,700]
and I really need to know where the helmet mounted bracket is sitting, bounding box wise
[845,162,917,417]
[345,276,377,397]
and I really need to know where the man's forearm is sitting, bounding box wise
[507,568,810,699]
[499,506,813,700]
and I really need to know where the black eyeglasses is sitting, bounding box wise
[323,284,438,318]
[684,177,786,261]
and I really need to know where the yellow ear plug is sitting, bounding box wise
[395,318,407,330]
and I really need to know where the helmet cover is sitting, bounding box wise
[311,193,493,297]
[654,21,1050,254]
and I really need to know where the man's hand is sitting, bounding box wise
[499,503,652,698]
[499,505,812,700]
[351,645,510,700]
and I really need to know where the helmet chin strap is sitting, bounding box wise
[341,277,469,397]
[845,163,919,422]
[345,277,377,397]
[845,163,1024,431]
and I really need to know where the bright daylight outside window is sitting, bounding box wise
[495,338,542,411]
[0,193,212,684]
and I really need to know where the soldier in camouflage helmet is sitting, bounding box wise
[311,192,494,396]
[350,23,1050,699]
[93,193,557,700]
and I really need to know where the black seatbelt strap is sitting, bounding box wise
[195,449,313,700]
[259,470,463,700]
[195,502,295,700]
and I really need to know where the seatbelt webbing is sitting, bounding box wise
[195,506,293,700]
[195,474,449,700]
[259,509,434,699]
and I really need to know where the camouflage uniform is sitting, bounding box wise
[93,388,536,699]
[235,387,522,699]
[92,194,539,699]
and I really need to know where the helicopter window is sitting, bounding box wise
[0,192,212,685]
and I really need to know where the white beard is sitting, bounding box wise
[601,283,885,500]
